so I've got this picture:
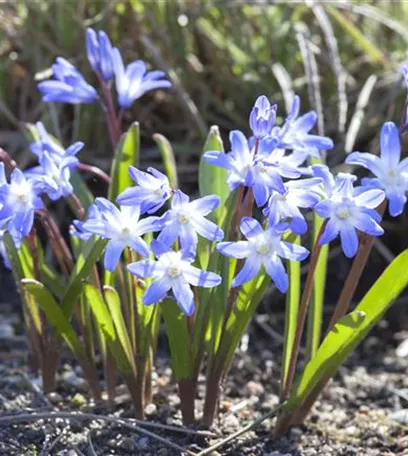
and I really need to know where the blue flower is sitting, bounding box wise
[38,57,98,104]
[203,130,255,191]
[273,95,333,159]
[86,28,114,82]
[314,172,385,258]
[112,49,172,109]
[249,95,277,139]
[0,230,11,269]
[116,166,172,214]
[156,190,224,254]
[81,197,160,271]
[263,177,323,235]
[217,217,309,292]
[0,164,52,248]
[128,240,221,316]
[346,122,408,217]
[26,152,78,201]
[71,204,101,242]
[29,122,84,163]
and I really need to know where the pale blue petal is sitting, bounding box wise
[319,219,339,245]
[127,260,160,278]
[143,277,172,305]
[183,265,222,287]
[172,279,195,316]
[240,217,263,239]
[346,152,383,176]
[232,257,261,287]
[354,189,385,209]
[340,226,359,258]
[279,242,309,261]
[381,122,400,168]
[354,212,384,236]
[217,241,251,259]
[190,216,224,241]
[264,257,288,293]
[189,195,220,215]
[151,239,172,257]
[129,236,150,257]
[104,240,125,271]
[388,192,406,217]
[172,190,189,209]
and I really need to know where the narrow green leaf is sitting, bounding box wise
[21,279,86,359]
[85,284,134,374]
[288,248,408,411]
[108,122,140,202]
[281,237,301,389]
[61,237,107,318]
[103,285,136,373]
[198,126,229,222]
[326,5,388,67]
[306,214,329,360]
[153,133,178,188]
[160,298,193,380]
[287,310,365,409]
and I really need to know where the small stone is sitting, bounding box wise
[245,381,265,397]
[0,322,14,338]
[145,403,157,416]
[66,451,78,456]
[389,409,408,424]
[264,452,292,456]
[119,437,136,451]
[137,437,149,449]
[47,392,62,404]
[223,414,239,431]
[61,371,86,390]
[157,449,168,456]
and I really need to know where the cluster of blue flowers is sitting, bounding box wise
[0,27,407,317]
[38,28,171,109]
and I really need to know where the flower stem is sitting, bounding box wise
[99,80,121,147]
[280,220,327,401]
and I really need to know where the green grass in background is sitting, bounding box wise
[0,0,407,176]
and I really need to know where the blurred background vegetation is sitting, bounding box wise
[0,0,407,201]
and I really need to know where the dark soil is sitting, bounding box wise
[1,253,408,456]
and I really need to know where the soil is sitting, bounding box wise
[0,254,408,456]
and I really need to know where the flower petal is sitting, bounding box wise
[232,256,261,287]
[381,122,401,169]
[189,195,220,215]
[127,260,162,278]
[172,279,195,316]
[104,240,125,271]
[217,241,251,259]
[264,257,288,293]
[183,265,221,287]
[340,226,359,258]
[354,189,385,209]
[319,219,339,245]
[239,217,263,239]
[143,277,172,305]
[190,215,224,241]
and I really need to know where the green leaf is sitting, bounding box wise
[103,285,136,373]
[287,310,365,410]
[85,284,135,374]
[153,133,178,188]
[21,279,86,359]
[326,5,388,67]
[61,237,107,318]
[160,298,193,380]
[306,214,329,360]
[287,248,408,411]
[108,122,140,202]
[281,237,301,389]
[198,126,229,222]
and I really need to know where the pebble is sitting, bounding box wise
[66,451,78,456]
[47,392,63,404]
[222,413,240,431]
[137,437,149,449]
[264,452,292,456]
[145,403,157,416]
[61,371,87,390]
[0,321,14,338]
[245,380,265,397]
[388,409,408,424]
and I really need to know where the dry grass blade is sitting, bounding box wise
[271,62,295,115]
[294,22,324,136]
[344,74,377,154]
[0,412,198,456]
[312,4,348,134]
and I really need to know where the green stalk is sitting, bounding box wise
[280,236,301,396]
[305,213,328,361]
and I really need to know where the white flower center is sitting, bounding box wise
[256,243,270,255]
[167,266,181,278]
[336,207,351,220]
[178,213,189,224]
[9,182,31,208]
